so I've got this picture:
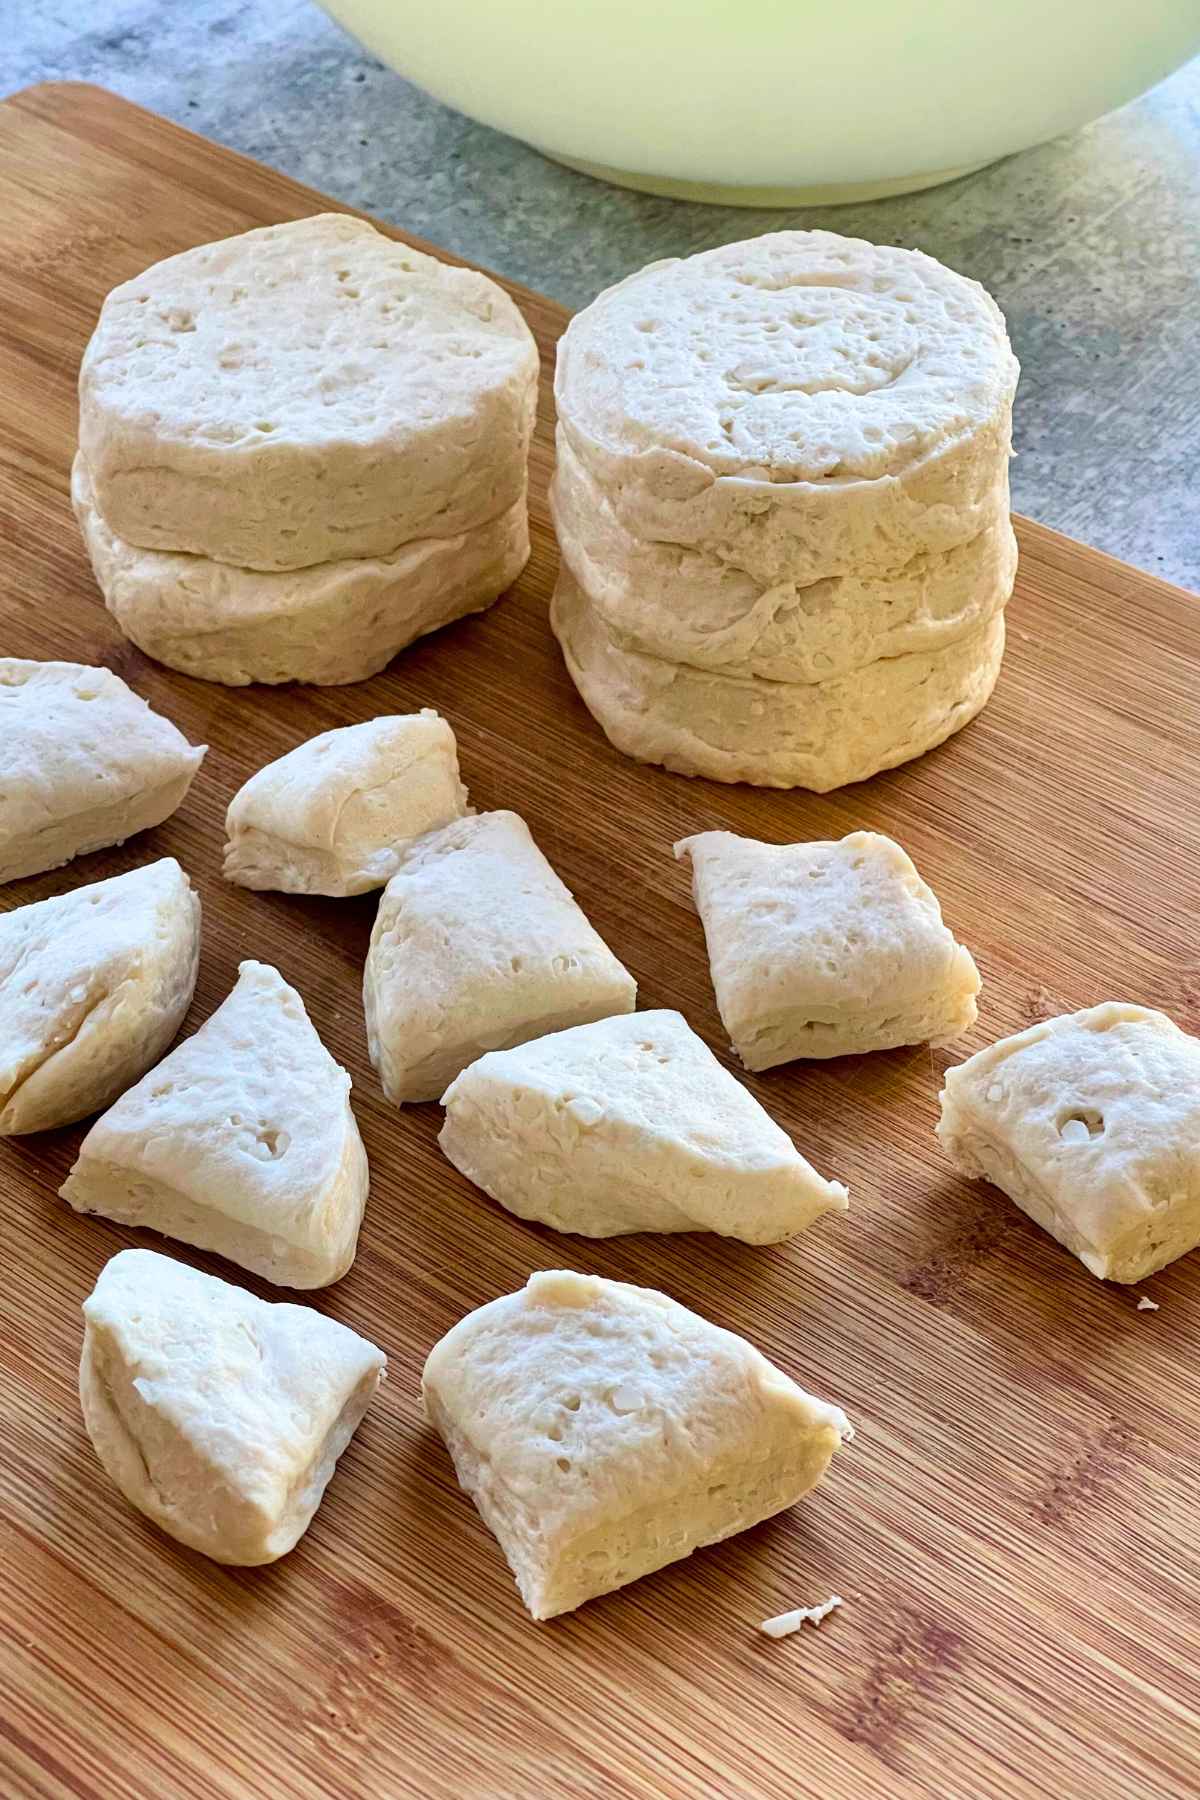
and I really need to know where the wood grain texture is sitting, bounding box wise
[2,80,1199,1800]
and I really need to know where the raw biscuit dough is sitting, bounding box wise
[79,213,539,570]
[552,435,1016,682]
[0,859,200,1135]
[364,810,636,1104]
[62,961,368,1288]
[80,1248,385,1564]
[0,660,205,884]
[423,1268,851,1619]
[73,454,530,687]
[554,231,1018,589]
[676,829,979,1068]
[440,1008,847,1241]
[552,565,1005,791]
[938,1002,1200,1283]
[224,710,469,896]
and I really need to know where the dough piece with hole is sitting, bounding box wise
[553,566,1004,791]
[554,230,1018,590]
[440,1008,847,1241]
[81,1248,385,1564]
[224,711,470,896]
[365,811,636,1104]
[61,961,367,1288]
[0,859,199,1135]
[79,213,539,570]
[423,1268,851,1619]
[73,454,529,689]
[552,436,1016,683]
[938,1002,1200,1282]
[676,829,979,1068]
[0,660,205,885]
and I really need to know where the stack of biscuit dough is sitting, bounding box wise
[551,229,1020,790]
[73,214,540,686]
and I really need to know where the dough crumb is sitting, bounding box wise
[1137,1295,1160,1312]
[760,1595,843,1638]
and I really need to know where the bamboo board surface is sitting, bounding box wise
[2,80,1200,1800]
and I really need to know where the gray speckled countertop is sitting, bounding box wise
[9,2,1200,586]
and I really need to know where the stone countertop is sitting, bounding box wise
[9,1,1200,587]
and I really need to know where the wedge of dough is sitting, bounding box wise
[224,710,470,896]
[552,565,1005,791]
[62,961,368,1288]
[79,213,539,570]
[552,435,1016,683]
[423,1269,851,1619]
[677,829,979,1069]
[938,1003,1200,1283]
[555,231,1017,589]
[365,811,636,1104]
[0,660,205,884]
[81,1248,385,1564]
[0,859,199,1135]
[73,454,530,688]
[440,1009,848,1241]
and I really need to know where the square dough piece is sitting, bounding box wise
[440,1008,848,1242]
[81,1248,385,1564]
[62,960,368,1288]
[365,810,636,1104]
[423,1269,851,1619]
[0,858,200,1135]
[676,828,979,1069]
[938,1002,1200,1283]
[223,710,470,896]
[0,660,205,884]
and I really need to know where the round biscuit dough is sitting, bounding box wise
[73,454,529,687]
[550,564,1006,791]
[79,213,539,571]
[554,231,1017,588]
[552,435,1016,682]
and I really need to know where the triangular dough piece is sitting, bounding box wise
[0,858,200,1135]
[223,710,470,896]
[423,1269,851,1619]
[365,810,636,1103]
[81,1248,385,1564]
[440,1009,847,1242]
[0,659,205,883]
[61,961,368,1288]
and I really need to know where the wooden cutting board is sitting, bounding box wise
[2,80,1199,1800]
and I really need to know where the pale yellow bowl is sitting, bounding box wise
[321,0,1200,205]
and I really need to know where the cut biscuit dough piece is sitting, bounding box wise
[552,565,1004,791]
[0,660,205,884]
[440,1008,847,1241]
[0,859,199,1135]
[676,829,979,1069]
[223,710,469,896]
[552,435,1016,683]
[81,1248,385,1564]
[365,811,636,1104]
[423,1268,851,1619]
[62,961,368,1288]
[79,214,539,571]
[73,454,530,688]
[938,1002,1200,1283]
[554,231,1017,589]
